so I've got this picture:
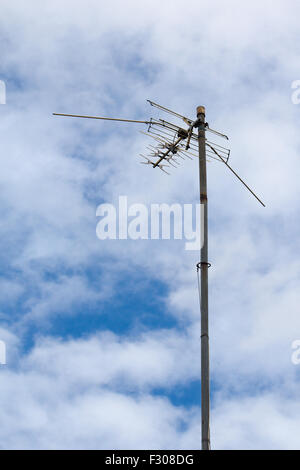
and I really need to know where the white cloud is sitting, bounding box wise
[0,332,200,449]
[213,392,300,450]
[35,330,197,386]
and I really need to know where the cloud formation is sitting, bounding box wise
[0,0,299,449]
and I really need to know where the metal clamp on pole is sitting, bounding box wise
[196,262,211,271]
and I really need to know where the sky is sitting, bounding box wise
[0,0,300,450]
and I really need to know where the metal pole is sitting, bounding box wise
[197,105,210,450]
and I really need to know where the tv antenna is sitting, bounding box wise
[53,100,265,451]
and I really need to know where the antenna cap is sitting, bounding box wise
[197,106,205,116]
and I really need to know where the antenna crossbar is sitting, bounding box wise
[206,143,265,207]
[53,113,157,125]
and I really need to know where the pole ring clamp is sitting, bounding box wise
[196,262,211,271]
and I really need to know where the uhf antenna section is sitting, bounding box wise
[142,118,231,171]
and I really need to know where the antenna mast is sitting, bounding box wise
[197,105,210,450]
[53,100,265,451]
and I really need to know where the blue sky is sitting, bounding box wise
[0,0,300,450]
